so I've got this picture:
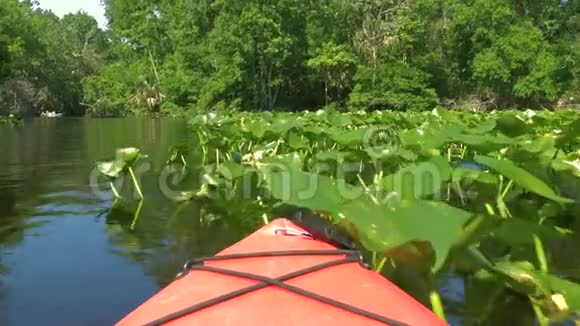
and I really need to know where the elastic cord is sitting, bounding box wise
[144,250,411,326]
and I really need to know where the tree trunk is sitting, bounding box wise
[372,47,377,87]
[324,80,329,106]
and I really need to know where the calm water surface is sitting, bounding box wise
[0,118,257,325]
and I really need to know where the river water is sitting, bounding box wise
[0,118,257,325]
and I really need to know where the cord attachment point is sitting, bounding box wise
[274,227,314,239]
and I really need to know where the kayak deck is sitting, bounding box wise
[117,218,446,326]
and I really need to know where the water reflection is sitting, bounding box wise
[0,118,259,324]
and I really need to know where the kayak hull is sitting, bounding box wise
[117,218,446,326]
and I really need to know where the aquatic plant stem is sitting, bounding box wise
[534,234,549,273]
[533,217,549,324]
[262,213,269,225]
[201,145,207,166]
[128,166,144,200]
[429,290,447,323]
[533,302,549,326]
[180,154,187,167]
[109,181,121,198]
[530,236,550,325]
[374,256,388,274]
[130,200,144,230]
[500,180,514,200]
[460,145,468,159]
[215,149,220,169]
[497,178,514,219]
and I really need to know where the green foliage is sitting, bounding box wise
[308,42,357,106]
[182,108,580,322]
[96,147,147,199]
[2,0,579,116]
[0,1,108,117]
[349,62,439,111]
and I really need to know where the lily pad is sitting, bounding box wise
[259,160,350,213]
[96,160,125,179]
[337,196,471,271]
[474,155,574,204]
[493,261,551,298]
[382,157,452,200]
[116,147,144,165]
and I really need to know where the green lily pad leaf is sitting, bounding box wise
[287,132,308,150]
[467,119,496,134]
[167,145,190,164]
[116,147,144,165]
[493,261,580,311]
[544,274,580,311]
[496,112,529,137]
[555,118,580,149]
[243,141,280,161]
[493,261,552,298]
[243,121,269,139]
[270,118,300,137]
[519,134,557,153]
[96,160,125,179]
[493,218,572,246]
[218,161,247,180]
[330,127,369,147]
[366,147,418,161]
[259,162,349,213]
[173,186,211,202]
[303,125,325,135]
[260,153,304,168]
[337,197,471,271]
[383,157,451,200]
[400,124,448,148]
[538,202,563,220]
[418,147,441,158]
[452,168,498,185]
[474,155,574,204]
[316,151,350,162]
[452,246,495,273]
[328,111,353,127]
[551,151,580,178]
[188,113,211,126]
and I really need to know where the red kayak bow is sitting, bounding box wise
[117,218,447,326]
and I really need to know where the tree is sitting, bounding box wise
[353,0,411,85]
[349,61,438,111]
[308,42,357,105]
[3,0,580,116]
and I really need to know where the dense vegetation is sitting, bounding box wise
[1,0,579,117]
[97,108,580,324]
[193,109,580,324]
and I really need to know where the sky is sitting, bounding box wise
[36,0,108,29]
